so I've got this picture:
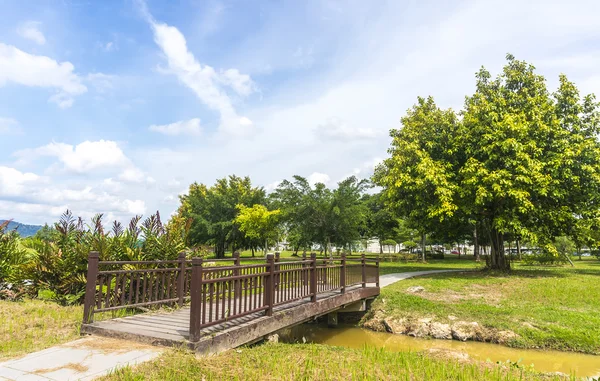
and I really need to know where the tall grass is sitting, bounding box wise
[101,343,569,381]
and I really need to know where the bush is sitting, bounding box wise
[426,252,445,260]
[9,209,191,305]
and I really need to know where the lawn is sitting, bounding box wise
[100,343,568,381]
[365,258,600,354]
[0,299,82,360]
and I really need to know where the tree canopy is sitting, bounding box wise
[374,54,600,269]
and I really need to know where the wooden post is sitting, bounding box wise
[375,255,380,288]
[340,252,346,294]
[361,253,366,288]
[233,251,241,298]
[83,251,99,324]
[177,252,186,308]
[265,254,275,316]
[310,253,317,302]
[189,257,203,342]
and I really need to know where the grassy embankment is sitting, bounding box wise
[365,258,600,354]
[100,343,569,381]
[0,299,82,360]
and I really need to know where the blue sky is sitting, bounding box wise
[1,0,600,225]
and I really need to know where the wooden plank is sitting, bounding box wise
[84,322,187,343]
[110,319,188,337]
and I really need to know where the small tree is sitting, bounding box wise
[235,204,281,255]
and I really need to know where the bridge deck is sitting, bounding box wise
[81,284,378,353]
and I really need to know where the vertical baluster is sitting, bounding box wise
[104,274,112,309]
[209,283,214,323]
[120,272,127,306]
[96,275,104,309]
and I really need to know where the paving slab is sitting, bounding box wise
[0,336,162,381]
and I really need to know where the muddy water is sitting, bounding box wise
[279,324,600,377]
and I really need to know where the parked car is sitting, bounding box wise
[450,250,460,255]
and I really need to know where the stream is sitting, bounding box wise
[279,324,600,378]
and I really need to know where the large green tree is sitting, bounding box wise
[375,55,600,270]
[178,176,266,258]
[374,95,462,262]
[271,176,368,255]
[365,192,399,254]
[235,204,281,256]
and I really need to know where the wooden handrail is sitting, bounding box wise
[82,250,380,339]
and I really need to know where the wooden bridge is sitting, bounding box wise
[80,252,380,354]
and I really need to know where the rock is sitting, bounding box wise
[383,318,408,334]
[406,286,425,293]
[430,322,452,339]
[447,315,457,321]
[361,310,387,332]
[266,334,279,343]
[495,330,518,344]
[407,320,430,338]
[451,321,480,341]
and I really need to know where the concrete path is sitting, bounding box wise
[379,269,468,288]
[0,336,162,381]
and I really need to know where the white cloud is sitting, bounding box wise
[17,21,46,45]
[316,117,381,141]
[16,140,130,173]
[264,180,282,192]
[86,73,115,93]
[0,117,19,134]
[0,43,86,107]
[139,2,255,137]
[218,68,256,96]
[308,172,330,186]
[149,118,202,136]
[0,166,41,196]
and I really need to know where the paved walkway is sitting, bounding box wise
[0,337,162,381]
[0,269,467,380]
[379,269,468,288]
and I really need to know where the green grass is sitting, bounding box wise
[378,257,480,275]
[0,299,82,360]
[368,258,600,354]
[100,343,568,381]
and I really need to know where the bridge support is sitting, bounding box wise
[327,312,338,327]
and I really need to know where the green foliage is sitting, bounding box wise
[178,175,266,258]
[6,209,190,305]
[235,204,281,255]
[0,220,27,283]
[271,176,368,255]
[365,192,399,253]
[375,54,600,270]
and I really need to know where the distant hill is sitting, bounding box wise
[0,220,43,237]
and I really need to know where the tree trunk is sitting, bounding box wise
[379,241,383,254]
[577,246,582,260]
[488,227,509,270]
[264,238,268,256]
[215,240,226,259]
[251,247,255,257]
[421,233,426,262]
[474,225,480,261]
[516,239,522,261]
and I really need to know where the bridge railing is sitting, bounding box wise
[82,251,379,342]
